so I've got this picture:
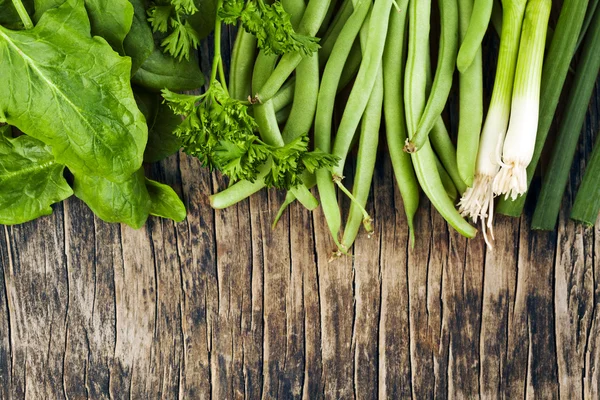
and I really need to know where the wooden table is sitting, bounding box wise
[2,17,600,400]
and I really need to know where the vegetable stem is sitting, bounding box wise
[496,0,590,216]
[11,0,33,30]
[532,1,600,230]
[571,133,600,226]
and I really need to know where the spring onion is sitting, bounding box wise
[571,133,600,227]
[532,3,600,230]
[458,0,527,246]
[493,0,551,200]
[496,0,590,216]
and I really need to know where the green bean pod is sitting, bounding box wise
[229,28,257,101]
[340,68,383,249]
[255,0,332,103]
[456,0,484,187]
[430,118,467,194]
[405,0,477,238]
[282,52,319,143]
[383,0,419,244]
[456,0,493,73]
[315,0,371,251]
[435,156,459,201]
[406,0,459,153]
[331,0,393,176]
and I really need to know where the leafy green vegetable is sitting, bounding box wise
[72,168,151,229]
[0,125,73,225]
[147,0,203,61]
[163,82,338,189]
[220,0,319,56]
[124,0,155,74]
[0,0,147,182]
[135,90,183,163]
[132,45,205,91]
[34,0,134,54]
[146,178,186,221]
[188,0,217,39]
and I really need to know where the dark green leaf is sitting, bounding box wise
[188,0,217,39]
[144,100,183,163]
[123,0,155,75]
[146,178,186,221]
[0,1,147,182]
[132,45,204,91]
[73,168,151,229]
[34,0,134,53]
[0,126,73,225]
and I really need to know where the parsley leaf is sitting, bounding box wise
[220,0,319,56]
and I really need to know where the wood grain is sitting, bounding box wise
[1,12,600,400]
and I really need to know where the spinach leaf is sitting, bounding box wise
[0,126,73,225]
[132,45,204,92]
[34,0,134,53]
[188,0,217,40]
[146,178,186,222]
[0,0,147,183]
[73,168,151,229]
[135,90,182,163]
[123,0,154,74]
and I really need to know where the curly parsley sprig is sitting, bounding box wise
[162,83,338,189]
[147,0,201,61]
[220,0,320,56]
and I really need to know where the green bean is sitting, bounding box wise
[456,0,484,187]
[456,0,493,73]
[319,0,354,68]
[271,79,295,113]
[272,172,316,229]
[491,0,503,36]
[317,0,345,38]
[210,163,271,209]
[229,28,257,101]
[331,0,393,177]
[431,118,467,194]
[275,104,292,124]
[340,68,383,249]
[282,52,319,143]
[383,0,419,244]
[436,156,459,201]
[405,0,459,153]
[252,52,284,147]
[255,0,332,103]
[405,0,477,238]
[315,0,371,251]
[338,40,362,92]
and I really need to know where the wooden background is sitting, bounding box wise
[2,10,600,400]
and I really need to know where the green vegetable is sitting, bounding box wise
[0,0,34,29]
[496,0,590,216]
[73,169,151,229]
[132,46,205,92]
[456,0,483,187]
[124,0,155,74]
[532,1,600,230]
[0,125,73,225]
[147,178,186,222]
[456,0,493,72]
[571,133,600,226]
[0,0,147,182]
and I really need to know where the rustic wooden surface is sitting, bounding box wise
[2,13,600,400]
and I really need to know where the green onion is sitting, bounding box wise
[496,0,591,216]
[493,0,551,200]
[532,3,600,230]
[458,0,526,246]
[571,133,600,227]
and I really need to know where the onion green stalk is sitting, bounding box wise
[492,0,551,200]
[571,133,600,227]
[496,0,590,216]
[532,2,600,231]
[458,0,527,247]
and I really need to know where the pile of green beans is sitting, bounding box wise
[208,0,600,253]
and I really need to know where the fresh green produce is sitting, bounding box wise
[571,133,600,227]
[532,2,600,230]
[0,0,194,227]
[496,0,590,216]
